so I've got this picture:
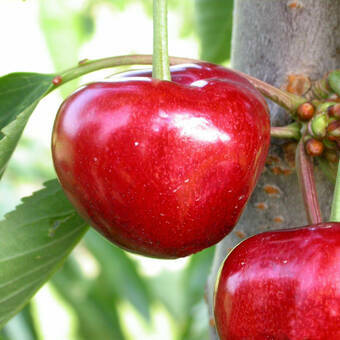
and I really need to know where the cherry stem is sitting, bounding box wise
[56,55,189,91]
[330,160,340,222]
[152,0,171,81]
[270,123,300,140]
[55,54,305,113]
[233,71,307,113]
[296,139,323,225]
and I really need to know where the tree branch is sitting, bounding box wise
[207,1,339,338]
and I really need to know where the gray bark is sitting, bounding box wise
[207,1,340,339]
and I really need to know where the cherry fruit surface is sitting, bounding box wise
[52,63,270,258]
[214,223,340,339]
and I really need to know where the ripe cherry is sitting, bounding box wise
[52,63,270,258]
[214,223,340,339]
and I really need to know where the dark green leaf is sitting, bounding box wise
[0,73,53,132]
[0,179,88,328]
[195,0,234,63]
[0,332,9,340]
[0,72,54,177]
[328,70,340,96]
[84,230,152,321]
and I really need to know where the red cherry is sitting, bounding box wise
[52,63,270,258]
[214,223,340,339]
[120,62,253,88]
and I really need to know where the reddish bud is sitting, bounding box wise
[327,120,340,141]
[327,93,340,102]
[297,102,315,121]
[52,75,63,85]
[305,138,324,157]
[328,104,340,119]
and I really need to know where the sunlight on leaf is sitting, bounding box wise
[0,72,54,178]
[0,179,88,329]
[195,0,234,63]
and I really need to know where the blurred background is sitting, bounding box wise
[0,0,233,339]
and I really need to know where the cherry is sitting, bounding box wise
[119,62,253,88]
[214,223,340,339]
[52,63,270,258]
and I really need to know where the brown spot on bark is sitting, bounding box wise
[285,74,310,96]
[271,166,293,176]
[287,1,303,9]
[283,142,297,168]
[282,169,293,176]
[235,231,246,239]
[271,167,282,175]
[266,155,280,165]
[209,318,216,328]
[263,184,281,196]
[204,290,208,303]
[255,202,268,210]
[273,216,284,224]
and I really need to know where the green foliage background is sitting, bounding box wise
[0,1,233,339]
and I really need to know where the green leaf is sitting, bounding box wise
[149,270,187,321]
[328,70,340,96]
[39,0,94,97]
[84,230,152,321]
[0,179,88,329]
[195,0,234,63]
[0,72,54,177]
[0,73,53,131]
[1,304,37,340]
[318,157,337,183]
[178,248,214,339]
[0,332,9,340]
[183,247,215,308]
[51,256,125,340]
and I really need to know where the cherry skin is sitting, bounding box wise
[52,63,270,258]
[119,62,253,88]
[214,223,340,340]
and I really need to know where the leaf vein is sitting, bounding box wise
[0,224,86,264]
[0,253,66,289]
[0,276,43,305]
